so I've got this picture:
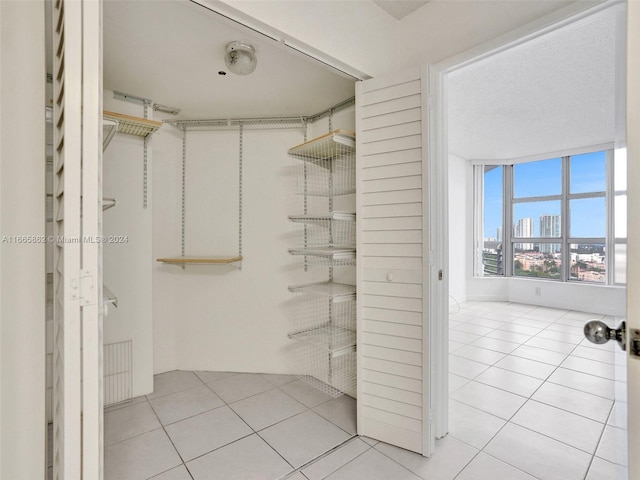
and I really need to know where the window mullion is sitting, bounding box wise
[606,149,615,285]
[474,166,485,277]
[505,165,513,277]
[561,156,570,282]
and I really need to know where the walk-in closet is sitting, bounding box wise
[46,1,363,478]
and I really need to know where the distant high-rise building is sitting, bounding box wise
[515,218,533,250]
[496,227,503,242]
[539,214,561,253]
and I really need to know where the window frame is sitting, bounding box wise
[474,146,624,285]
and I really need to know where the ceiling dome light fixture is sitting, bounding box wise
[224,41,257,75]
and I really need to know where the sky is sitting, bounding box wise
[484,151,607,239]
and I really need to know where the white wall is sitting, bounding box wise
[0,1,46,478]
[153,128,305,373]
[448,154,470,304]
[467,276,624,316]
[102,92,154,397]
[508,279,624,316]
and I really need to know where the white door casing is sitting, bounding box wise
[356,67,433,456]
[625,2,639,477]
[426,2,634,466]
[51,0,103,478]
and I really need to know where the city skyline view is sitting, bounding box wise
[481,152,613,283]
[483,151,607,241]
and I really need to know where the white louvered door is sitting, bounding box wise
[52,0,103,478]
[356,67,432,455]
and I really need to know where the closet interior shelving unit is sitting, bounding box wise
[155,117,251,269]
[101,111,162,308]
[45,109,162,418]
[45,110,128,315]
[287,129,357,398]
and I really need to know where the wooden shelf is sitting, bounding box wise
[103,111,162,138]
[157,256,243,266]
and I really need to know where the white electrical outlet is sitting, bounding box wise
[535,287,541,296]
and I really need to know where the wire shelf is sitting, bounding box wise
[157,256,243,266]
[103,111,162,138]
[104,285,118,308]
[290,343,356,398]
[289,212,356,248]
[103,198,117,211]
[166,117,306,131]
[289,130,356,197]
[288,247,356,267]
[287,130,355,159]
[288,212,355,224]
[288,281,356,300]
[288,325,355,356]
[288,282,356,334]
[103,119,118,151]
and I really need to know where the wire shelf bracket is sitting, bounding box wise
[158,130,244,270]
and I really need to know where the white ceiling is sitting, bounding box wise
[447,7,620,161]
[372,0,430,20]
[103,1,355,119]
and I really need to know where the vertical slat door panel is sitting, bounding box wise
[52,1,82,478]
[52,1,103,478]
[356,67,430,456]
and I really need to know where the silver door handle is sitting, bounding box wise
[583,320,626,351]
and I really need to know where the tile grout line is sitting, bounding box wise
[450,302,620,479]
[144,396,195,480]
[274,434,363,479]
[334,439,427,480]
[141,370,352,478]
[582,401,617,480]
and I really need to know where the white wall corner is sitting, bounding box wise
[196,0,398,79]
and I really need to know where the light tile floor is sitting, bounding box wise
[48,302,630,480]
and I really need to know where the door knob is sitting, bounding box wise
[583,320,626,351]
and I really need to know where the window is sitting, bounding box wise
[480,165,503,276]
[475,148,626,285]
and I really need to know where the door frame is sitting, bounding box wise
[427,0,628,441]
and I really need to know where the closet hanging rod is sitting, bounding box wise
[166,117,306,131]
[306,96,355,123]
[163,96,355,131]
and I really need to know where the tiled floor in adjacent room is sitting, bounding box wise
[51,301,629,480]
